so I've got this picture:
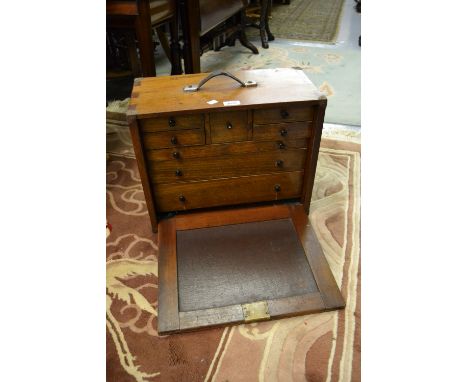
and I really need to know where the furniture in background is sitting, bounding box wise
[179,0,259,73]
[246,0,275,49]
[355,0,361,46]
[106,0,182,77]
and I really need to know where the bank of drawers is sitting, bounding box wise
[142,105,315,213]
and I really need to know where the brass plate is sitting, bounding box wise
[242,301,270,323]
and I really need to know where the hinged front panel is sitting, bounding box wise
[157,204,345,334]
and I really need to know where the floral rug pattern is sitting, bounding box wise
[106,123,361,381]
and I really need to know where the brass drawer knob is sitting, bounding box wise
[171,136,178,145]
[274,184,281,192]
[280,109,289,119]
[175,169,183,177]
[278,141,286,149]
[275,160,284,168]
[168,117,176,127]
[226,121,233,129]
[172,151,180,159]
[280,129,288,137]
[179,195,186,202]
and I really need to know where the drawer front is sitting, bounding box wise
[254,105,314,124]
[253,122,313,141]
[146,139,309,162]
[154,171,304,212]
[140,114,204,132]
[143,129,205,149]
[210,111,249,143]
[149,149,307,183]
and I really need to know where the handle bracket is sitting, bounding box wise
[183,70,257,92]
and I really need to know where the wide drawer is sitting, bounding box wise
[253,122,313,141]
[209,110,249,143]
[143,129,205,149]
[253,105,314,124]
[140,114,204,132]
[153,171,304,212]
[146,139,309,161]
[148,149,307,183]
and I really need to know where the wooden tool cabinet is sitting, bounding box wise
[127,68,345,334]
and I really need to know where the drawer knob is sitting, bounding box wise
[179,195,186,202]
[171,136,178,145]
[226,121,233,129]
[175,169,183,177]
[278,141,286,149]
[274,184,281,192]
[275,160,284,168]
[168,117,176,127]
[280,129,288,137]
[172,151,180,159]
[280,110,289,119]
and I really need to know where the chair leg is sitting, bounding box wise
[156,26,171,62]
[179,0,201,73]
[259,0,269,48]
[125,31,142,77]
[266,0,275,41]
[135,0,156,77]
[169,19,182,75]
[238,10,259,54]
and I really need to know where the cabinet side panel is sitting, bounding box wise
[301,100,326,212]
[128,118,159,232]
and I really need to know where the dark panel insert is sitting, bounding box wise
[176,218,318,312]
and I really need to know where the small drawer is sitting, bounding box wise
[148,149,307,183]
[210,111,249,143]
[253,122,313,141]
[254,105,314,124]
[143,129,205,149]
[140,114,204,132]
[153,171,304,212]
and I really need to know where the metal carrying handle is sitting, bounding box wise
[183,70,257,92]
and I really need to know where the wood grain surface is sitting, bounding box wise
[145,139,309,162]
[142,128,205,149]
[209,110,249,143]
[157,218,179,333]
[253,105,315,124]
[153,171,304,212]
[128,68,324,118]
[288,204,345,309]
[128,118,159,232]
[148,149,307,183]
[140,114,204,132]
[253,121,313,141]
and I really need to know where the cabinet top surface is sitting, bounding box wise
[127,68,326,119]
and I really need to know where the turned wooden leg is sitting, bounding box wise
[156,26,171,61]
[239,10,259,54]
[135,0,156,77]
[259,0,269,48]
[179,0,200,73]
[124,31,142,77]
[169,18,182,75]
[266,0,275,41]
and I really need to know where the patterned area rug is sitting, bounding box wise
[248,0,345,43]
[106,114,361,381]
